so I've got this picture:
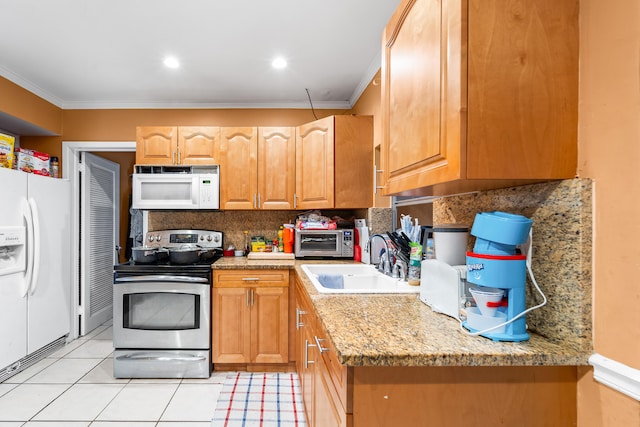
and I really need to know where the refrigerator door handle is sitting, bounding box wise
[27,197,41,296]
[20,198,34,298]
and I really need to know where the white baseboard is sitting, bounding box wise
[589,353,640,401]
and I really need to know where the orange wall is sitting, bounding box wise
[577,0,640,424]
[0,77,62,134]
[60,108,348,141]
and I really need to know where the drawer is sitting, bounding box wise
[315,321,351,413]
[214,269,289,288]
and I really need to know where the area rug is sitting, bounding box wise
[211,372,307,427]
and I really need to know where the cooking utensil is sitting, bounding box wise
[167,244,207,264]
[131,246,163,264]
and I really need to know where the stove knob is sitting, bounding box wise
[214,235,220,243]
[148,235,155,243]
[207,235,213,242]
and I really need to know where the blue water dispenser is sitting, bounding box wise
[463,211,533,342]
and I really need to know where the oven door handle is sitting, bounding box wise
[115,275,209,284]
[115,353,207,362]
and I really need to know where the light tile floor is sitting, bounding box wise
[0,321,225,427]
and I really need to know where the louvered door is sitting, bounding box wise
[80,152,120,335]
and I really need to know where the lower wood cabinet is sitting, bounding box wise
[295,272,577,427]
[295,276,350,427]
[213,270,288,365]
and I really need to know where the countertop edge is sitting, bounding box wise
[213,258,591,367]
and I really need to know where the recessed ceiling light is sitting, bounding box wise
[164,57,180,69]
[272,57,287,69]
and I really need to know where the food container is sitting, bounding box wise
[0,133,15,169]
[432,224,469,266]
[14,148,51,176]
[469,286,504,317]
[465,306,507,334]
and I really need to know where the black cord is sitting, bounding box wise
[305,88,318,120]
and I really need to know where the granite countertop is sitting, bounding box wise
[213,258,590,368]
[213,256,296,269]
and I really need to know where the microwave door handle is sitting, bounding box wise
[192,176,199,206]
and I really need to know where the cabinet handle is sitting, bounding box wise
[242,277,260,281]
[296,308,307,330]
[251,288,254,306]
[374,164,384,193]
[257,193,261,209]
[253,194,257,209]
[177,147,181,164]
[172,151,176,165]
[314,336,329,354]
[305,339,316,369]
[245,288,255,306]
[293,193,297,209]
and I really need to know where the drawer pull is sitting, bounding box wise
[305,339,316,369]
[296,308,307,329]
[242,277,260,281]
[314,336,329,354]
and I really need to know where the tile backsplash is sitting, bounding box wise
[148,208,393,252]
[433,178,593,352]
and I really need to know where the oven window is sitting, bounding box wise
[300,234,338,251]
[123,292,200,330]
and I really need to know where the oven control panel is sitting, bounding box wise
[145,229,223,249]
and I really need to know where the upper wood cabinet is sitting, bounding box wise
[296,115,373,210]
[219,127,258,209]
[381,0,579,196]
[136,126,219,165]
[259,127,296,209]
[219,127,295,210]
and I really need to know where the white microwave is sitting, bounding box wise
[131,165,219,210]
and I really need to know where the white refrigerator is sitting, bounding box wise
[0,167,72,373]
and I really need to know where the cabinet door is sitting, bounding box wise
[315,355,347,427]
[136,126,177,165]
[212,287,250,364]
[295,116,334,209]
[251,286,289,364]
[297,296,316,425]
[382,0,457,195]
[258,127,295,209]
[178,126,220,165]
[333,115,373,208]
[219,127,258,209]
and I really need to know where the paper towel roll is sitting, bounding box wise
[356,225,370,264]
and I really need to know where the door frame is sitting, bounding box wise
[62,141,136,340]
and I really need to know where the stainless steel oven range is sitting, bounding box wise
[113,229,223,379]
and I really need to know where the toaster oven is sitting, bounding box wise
[294,229,354,258]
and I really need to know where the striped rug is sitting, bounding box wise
[211,372,307,427]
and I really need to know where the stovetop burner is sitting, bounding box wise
[116,229,224,274]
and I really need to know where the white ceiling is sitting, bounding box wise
[1,0,401,110]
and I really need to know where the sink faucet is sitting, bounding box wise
[392,259,408,281]
[366,234,392,275]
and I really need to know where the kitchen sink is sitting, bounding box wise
[300,264,420,294]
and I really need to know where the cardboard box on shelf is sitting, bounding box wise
[14,148,51,176]
[0,133,15,169]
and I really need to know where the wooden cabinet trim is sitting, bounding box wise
[215,270,289,287]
